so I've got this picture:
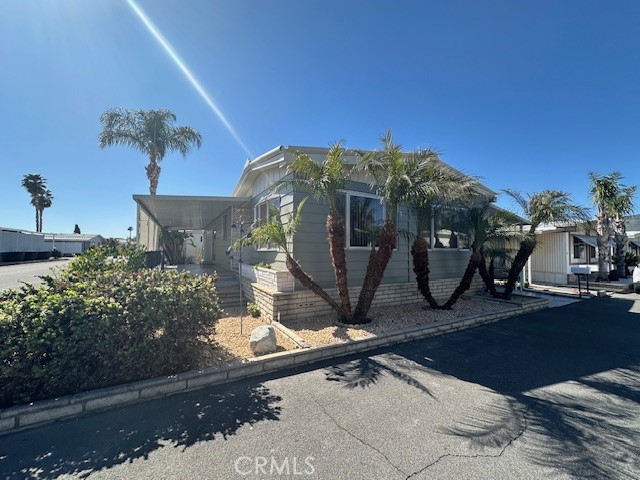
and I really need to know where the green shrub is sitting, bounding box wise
[246,302,261,318]
[64,243,147,277]
[253,262,272,269]
[51,248,62,258]
[0,268,221,408]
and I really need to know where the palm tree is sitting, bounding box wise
[589,172,637,279]
[500,189,588,299]
[477,245,508,297]
[402,151,478,309]
[354,131,416,321]
[278,142,354,321]
[99,108,202,195]
[589,172,623,281]
[21,174,46,232]
[234,198,342,316]
[612,185,636,277]
[441,200,521,309]
[35,189,53,233]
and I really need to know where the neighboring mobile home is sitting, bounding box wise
[134,145,497,320]
[44,233,105,255]
[529,214,640,285]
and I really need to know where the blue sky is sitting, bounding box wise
[1,0,639,238]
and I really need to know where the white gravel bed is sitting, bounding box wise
[281,296,513,347]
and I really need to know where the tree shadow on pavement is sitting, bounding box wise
[324,353,436,398]
[0,382,282,479]
[392,296,640,479]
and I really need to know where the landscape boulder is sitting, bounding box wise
[250,325,277,355]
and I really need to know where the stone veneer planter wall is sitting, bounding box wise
[240,264,295,293]
[242,276,485,322]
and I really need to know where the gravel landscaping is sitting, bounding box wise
[207,307,300,361]
[203,296,520,362]
[280,296,515,347]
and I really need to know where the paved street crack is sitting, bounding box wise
[310,395,408,478]
[406,400,538,479]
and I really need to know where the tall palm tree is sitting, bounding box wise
[354,131,415,321]
[35,189,53,233]
[234,198,342,316]
[99,108,202,195]
[278,142,354,321]
[589,172,623,281]
[21,174,46,232]
[440,200,521,309]
[612,185,636,277]
[402,151,478,309]
[500,189,588,299]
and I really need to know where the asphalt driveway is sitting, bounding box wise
[0,259,70,291]
[1,294,638,479]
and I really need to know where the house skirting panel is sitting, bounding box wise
[241,276,484,322]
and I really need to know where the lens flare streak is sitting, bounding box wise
[126,0,253,158]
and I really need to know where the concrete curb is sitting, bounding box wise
[0,297,548,436]
[0,258,70,268]
[271,321,311,348]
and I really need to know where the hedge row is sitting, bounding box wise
[0,244,222,408]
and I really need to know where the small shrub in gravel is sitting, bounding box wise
[246,302,261,318]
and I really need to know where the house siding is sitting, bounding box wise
[530,231,569,284]
[288,180,472,289]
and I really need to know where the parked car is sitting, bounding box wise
[633,264,640,293]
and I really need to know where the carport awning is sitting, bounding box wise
[134,195,251,230]
[573,234,598,248]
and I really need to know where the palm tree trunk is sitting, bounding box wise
[410,235,440,309]
[38,208,43,233]
[146,160,161,195]
[326,210,354,322]
[477,253,498,297]
[502,239,535,300]
[285,254,343,318]
[595,213,610,281]
[441,250,481,309]
[614,218,626,277]
[353,221,397,323]
[34,207,39,233]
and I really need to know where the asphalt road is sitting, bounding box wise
[0,259,71,291]
[1,294,639,479]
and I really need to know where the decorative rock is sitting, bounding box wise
[597,290,607,297]
[250,325,277,355]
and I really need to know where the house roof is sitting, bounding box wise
[231,144,497,199]
[134,195,251,230]
[43,233,103,242]
[573,234,598,248]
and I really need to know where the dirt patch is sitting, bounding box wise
[280,296,515,347]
